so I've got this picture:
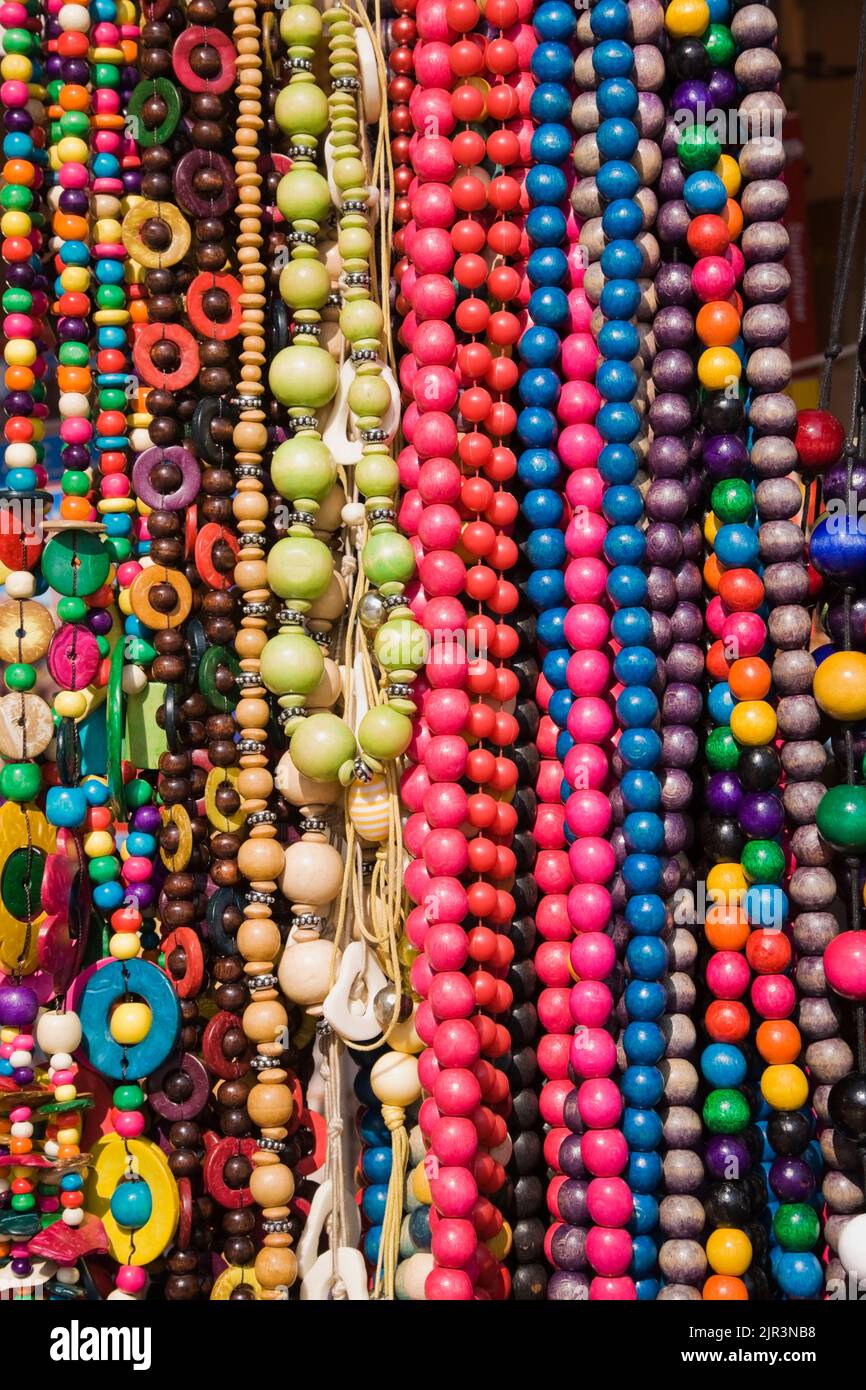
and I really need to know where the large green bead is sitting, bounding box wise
[741,839,784,884]
[260,632,324,696]
[678,124,721,172]
[374,618,426,673]
[290,712,356,783]
[363,531,416,588]
[279,3,322,45]
[269,344,338,409]
[358,706,413,761]
[4,663,35,691]
[267,536,334,602]
[276,168,331,224]
[340,300,384,344]
[772,1203,819,1252]
[278,258,330,311]
[816,784,866,851]
[711,478,753,525]
[275,82,329,137]
[270,436,336,504]
[113,1083,145,1111]
[0,762,41,802]
[42,529,110,597]
[702,1088,750,1134]
[705,726,739,771]
[348,375,392,419]
[356,455,399,498]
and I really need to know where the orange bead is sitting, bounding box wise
[5,365,34,391]
[53,213,89,241]
[59,83,90,110]
[705,903,750,952]
[56,1143,80,1159]
[718,568,764,612]
[756,1018,801,1064]
[4,158,34,186]
[728,656,771,700]
[60,495,91,521]
[9,1137,32,1154]
[704,1274,748,1300]
[696,299,741,347]
[57,365,91,394]
[703,551,723,592]
[724,197,744,241]
[129,300,149,323]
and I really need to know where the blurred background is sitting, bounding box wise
[780,0,865,421]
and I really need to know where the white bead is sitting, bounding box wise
[4,571,35,599]
[43,1140,59,1158]
[122,664,148,695]
[341,502,365,527]
[9,1049,31,1068]
[838,1213,866,1275]
[4,442,36,467]
[49,1051,74,1070]
[56,1267,79,1285]
[107,1289,140,1300]
[36,1010,82,1056]
[58,392,90,419]
[0,1178,9,1193]
[59,4,91,31]
[62,1207,84,1227]
[10,1122,33,1138]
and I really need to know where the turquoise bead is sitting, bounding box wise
[45,785,87,828]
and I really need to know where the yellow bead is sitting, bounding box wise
[410,1160,431,1206]
[54,691,87,719]
[761,1064,809,1111]
[53,1085,77,1104]
[730,699,777,746]
[4,338,36,367]
[813,650,866,721]
[703,512,720,546]
[95,218,123,242]
[57,1127,81,1145]
[57,137,89,166]
[707,861,747,901]
[109,932,139,961]
[83,829,115,859]
[1,55,32,81]
[487,1222,512,1261]
[706,1227,752,1276]
[1,210,31,237]
[716,153,742,197]
[118,589,133,616]
[665,0,709,39]
[109,1002,152,1046]
[698,345,742,391]
[61,266,90,292]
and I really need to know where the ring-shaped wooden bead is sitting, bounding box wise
[79,957,181,1080]
[129,565,193,629]
[85,1134,179,1265]
[202,1136,256,1208]
[176,1175,194,1249]
[205,765,244,831]
[192,396,231,467]
[132,323,199,391]
[186,272,243,341]
[132,444,201,511]
[159,803,193,873]
[201,1009,251,1079]
[0,801,53,976]
[122,199,191,269]
[127,78,181,147]
[174,150,236,218]
[172,27,236,93]
[198,643,240,712]
[0,507,43,571]
[162,925,205,998]
[47,623,100,691]
[148,1052,211,1121]
[210,1264,262,1300]
[195,522,239,592]
[206,885,242,957]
